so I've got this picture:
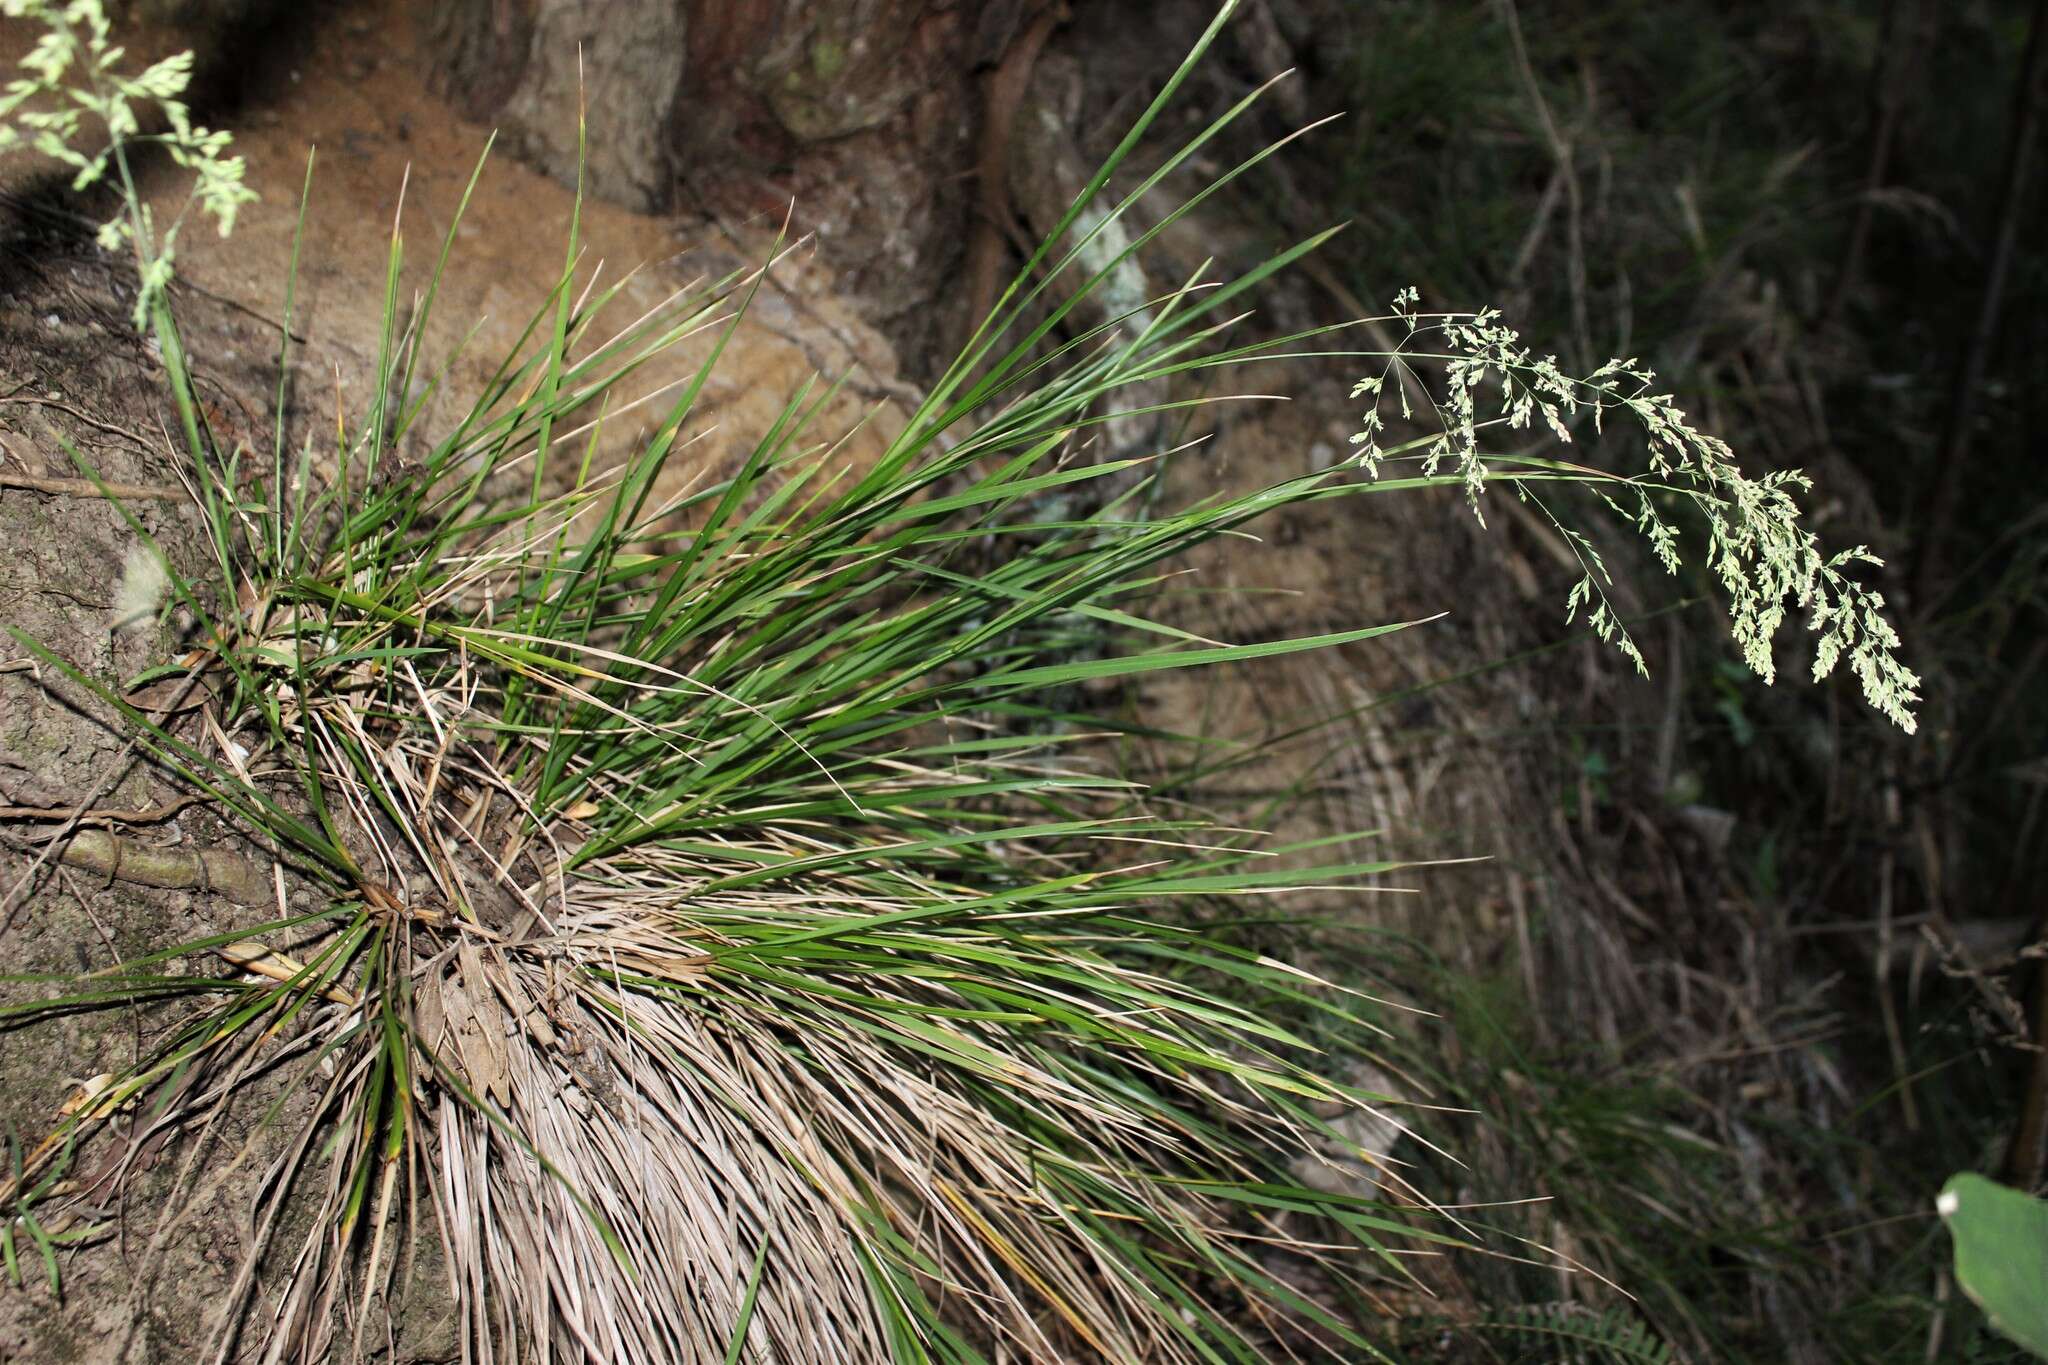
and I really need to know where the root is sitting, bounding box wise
[53,828,270,905]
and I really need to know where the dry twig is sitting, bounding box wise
[0,470,188,500]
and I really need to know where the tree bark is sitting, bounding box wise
[426,0,688,214]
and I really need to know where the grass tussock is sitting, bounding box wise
[0,2,1922,1359]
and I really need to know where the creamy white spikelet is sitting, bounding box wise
[111,540,171,632]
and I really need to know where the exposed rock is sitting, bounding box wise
[423,0,992,369]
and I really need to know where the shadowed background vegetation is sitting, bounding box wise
[1383,4,2034,1360]
[1243,3,2046,1359]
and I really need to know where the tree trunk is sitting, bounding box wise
[425,0,689,214]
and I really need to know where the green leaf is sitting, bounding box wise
[981,616,1438,690]
[722,1236,771,1365]
[1940,1172,2048,1358]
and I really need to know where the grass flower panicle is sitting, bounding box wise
[1351,291,1920,731]
[0,0,256,326]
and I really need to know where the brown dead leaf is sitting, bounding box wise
[216,940,357,1005]
[455,943,511,1106]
